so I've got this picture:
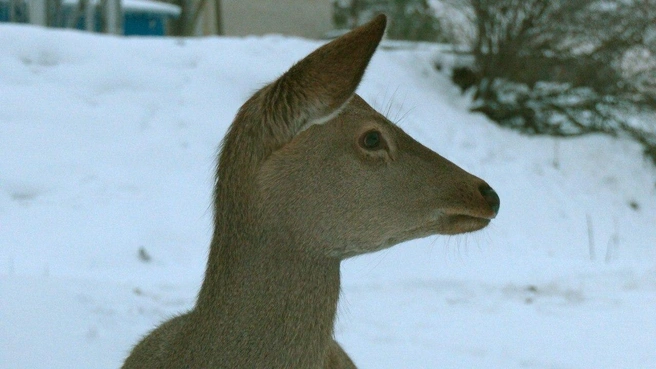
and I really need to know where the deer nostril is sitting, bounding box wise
[479,184,500,216]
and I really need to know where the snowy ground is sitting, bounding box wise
[1,24,655,369]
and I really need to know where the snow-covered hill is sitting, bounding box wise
[1,24,655,369]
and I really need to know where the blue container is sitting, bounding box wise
[124,10,168,36]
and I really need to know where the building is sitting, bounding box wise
[1,0,334,39]
[0,0,180,36]
[202,0,333,39]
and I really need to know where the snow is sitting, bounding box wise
[1,24,655,369]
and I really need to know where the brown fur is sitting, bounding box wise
[122,14,499,369]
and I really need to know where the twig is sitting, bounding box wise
[586,213,595,261]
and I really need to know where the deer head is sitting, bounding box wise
[216,14,499,261]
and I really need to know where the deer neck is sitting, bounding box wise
[195,210,341,366]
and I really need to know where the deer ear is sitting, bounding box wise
[265,14,387,136]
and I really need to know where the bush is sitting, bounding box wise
[458,0,656,165]
[333,0,445,42]
[385,0,443,42]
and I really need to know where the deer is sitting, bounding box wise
[121,14,500,369]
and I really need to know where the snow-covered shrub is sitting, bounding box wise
[472,79,656,164]
[458,0,656,165]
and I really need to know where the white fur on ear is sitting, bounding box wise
[296,96,353,135]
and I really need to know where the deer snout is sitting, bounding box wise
[478,184,500,218]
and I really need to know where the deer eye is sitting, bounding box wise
[360,130,383,150]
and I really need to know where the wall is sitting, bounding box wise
[203,0,333,39]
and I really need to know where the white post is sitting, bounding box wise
[29,0,48,26]
[84,0,95,31]
[104,0,123,35]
